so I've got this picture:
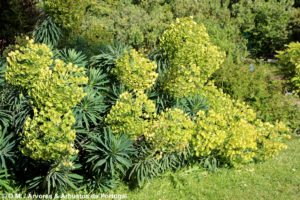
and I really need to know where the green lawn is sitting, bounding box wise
[118,137,300,200]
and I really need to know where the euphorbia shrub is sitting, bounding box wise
[105,91,156,140]
[105,17,290,166]
[159,17,225,98]
[5,39,87,162]
[277,42,300,95]
[114,49,158,91]
[43,0,91,30]
[147,108,194,154]
[106,92,194,154]
[193,83,289,166]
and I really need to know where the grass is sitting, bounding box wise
[11,138,300,200]
[117,137,300,200]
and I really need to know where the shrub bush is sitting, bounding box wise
[193,84,290,166]
[114,49,158,91]
[169,0,248,64]
[0,1,298,193]
[84,128,135,177]
[213,62,300,131]
[55,48,87,68]
[33,16,62,47]
[5,39,88,162]
[0,127,15,170]
[277,42,300,95]
[69,0,173,50]
[106,1,173,49]
[28,159,82,194]
[213,63,276,102]
[233,0,294,57]
[146,108,194,154]
[42,0,91,30]
[104,17,292,168]
[105,91,156,140]
[76,15,114,49]
[159,17,225,98]
[174,95,209,119]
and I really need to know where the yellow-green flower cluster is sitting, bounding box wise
[277,42,300,95]
[194,110,288,165]
[223,119,258,164]
[159,17,225,98]
[147,108,194,153]
[194,110,227,157]
[193,83,290,165]
[5,39,88,162]
[43,0,90,29]
[201,83,257,123]
[5,39,53,89]
[158,17,287,162]
[106,82,289,163]
[255,121,290,160]
[30,59,88,111]
[106,93,194,153]
[105,91,156,140]
[114,49,158,91]
[22,109,77,160]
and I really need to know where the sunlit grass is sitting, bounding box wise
[117,137,300,200]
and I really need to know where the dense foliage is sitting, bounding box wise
[105,91,156,140]
[0,0,299,196]
[42,0,91,30]
[0,0,40,54]
[148,108,194,154]
[114,49,158,91]
[159,17,225,98]
[33,16,62,47]
[277,42,300,95]
[213,63,300,131]
[195,84,290,165]
[5,39,87,162]
[233,0,294,57]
